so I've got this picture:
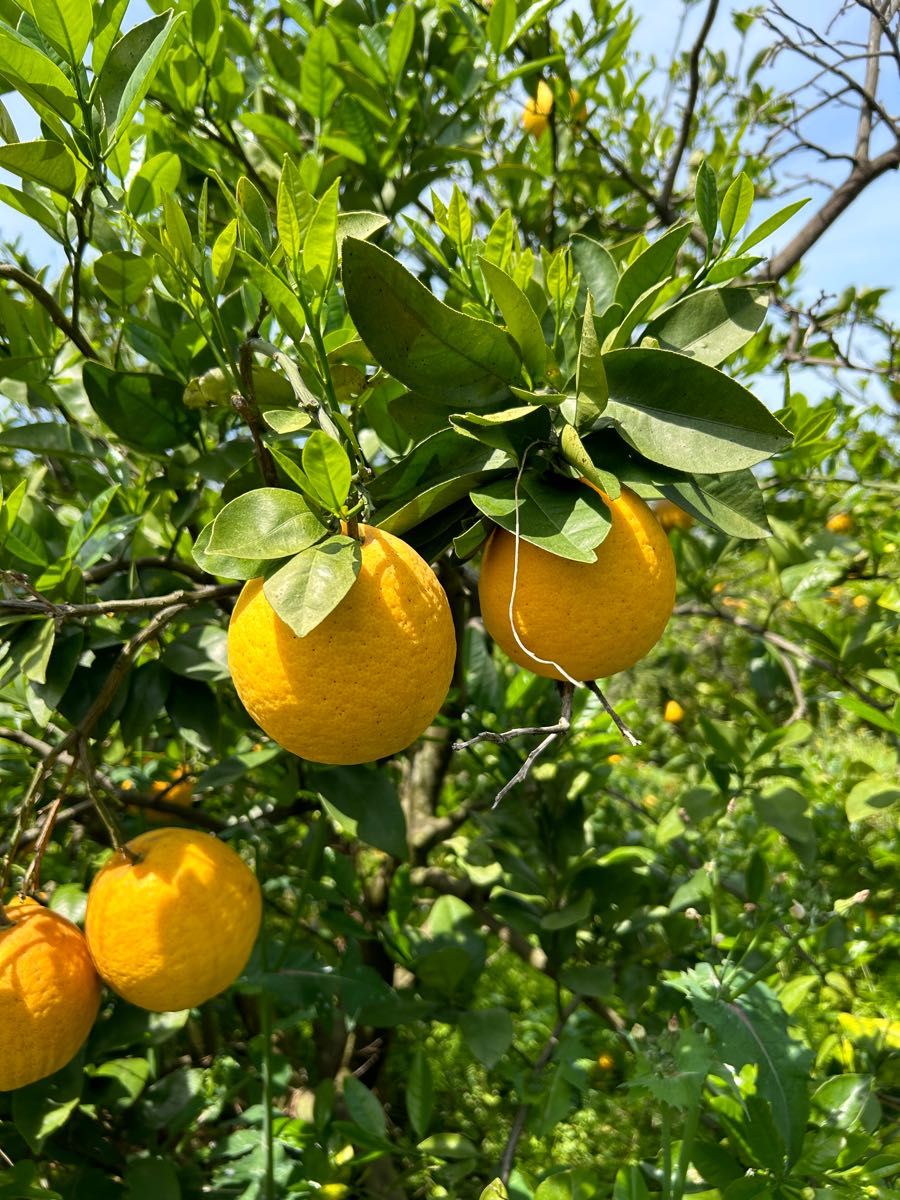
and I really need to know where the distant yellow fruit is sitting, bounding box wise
[654,500,694,532]
[597,1052,615,1071]
[607,753,623,765]
[852,594,868,609]
[826,513,853,534]
[664,699,685,723]
[228,525,455,764]
[85,828,262,1012]
[478,484,675,681]
[523,80,554,138]
[0,899,101,1091]
[569,88,588,124]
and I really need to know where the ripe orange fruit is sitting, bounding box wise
[664,699,685,723]
[478,484,675,681]
[826,512,853,534]
[607,753,624,765]
[523,80,554,138]
[85,828,262,1012]
[227,524,455,764]
[146,771,193,822]
[654,499,694,533]
[597,1052,616,1071]
[0,899,101,1091]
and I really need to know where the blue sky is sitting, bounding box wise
[2,1,897,357]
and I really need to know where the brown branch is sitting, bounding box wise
[855,9,885,161]
[0,582,238,622]
[499,996,582,1184]
[659,0,721,212]
[0,264,98,360]
[83,556,213,585]
[763,143,900,280]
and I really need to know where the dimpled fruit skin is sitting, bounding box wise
[227,525,456,765]
[85,828,262,1013]
[0,901,101,1091]
[479,484,676,681]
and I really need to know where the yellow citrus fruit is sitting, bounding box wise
[85,828,262,1012]
[607,753,623,765]
[523,80,554,138]
[852,594,868,609]
[664,699,685,723]
[826,512,853,534]
[227,525,455,764]
[146,774,193,823]
[597,1052,616,1071]
[0,899,101,1091]
[654,499,694,532]
[478,484,676,681]
[569,88,588,124]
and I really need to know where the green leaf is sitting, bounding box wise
[12,1054,84,1153]
[615,223,691,312]
[558,965,614,997]
[644,288,769,366]
[336,210,389,258]
[613,1166,650,1200]
[573,292,607,427]
[301,430,353,512]
[0,24,81,138]
[459,1008,513,1068]
[661,470,771,539]
[263,535,361,637]
[82,363,199,452]
[471,471,611,562]
[407,1049,434,1138]
[811,1074,880,1134]
[0,422,97,457]
[388,4,415,83]
[303,178,340,293]
[558,424,621,499]
[480,1183,508,1200]
[239,255,307,345]
[236,175,273,253]
[751,788,815,848]
[736,198,810,255]
[191,521,271,581]
[447,184,473,249]
[572,234,618,312]
[720,172,755,245]
[96,10,182,147]
[124,1156,181,1200]
[487,0,515,51]
[603,348,792,472]
[673,967,812,1164]
[94,250,153,306]
[479,256,546,381]
[450,405,551,461]
[208,488,326,559]
[301,26,341,121]
[845,775,899,823]
[276,156,313,271]
[127,150,181,217]
[21,0,92,64]
[343,238,523,407]
[211,217,238,292]
[695,160,719,246]
[0,139,85,198]
[343,1074,387,1138]
[313,763,408,859]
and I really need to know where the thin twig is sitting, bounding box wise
[659,0,721,212]
[0,582,238,622]
[0,264,99,360]
[584,680,641,746]
[499,995,582,1184]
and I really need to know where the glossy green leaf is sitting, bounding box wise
[558,423,621,499]
[94,250,154,306]
[603,348,792,471]
[208,488,326,559]
[459,1008,513,1068]
[83,363,199,452]
[487,0,515,52]
[0,422,97,457]
[572,292,607,427]
[313,763,408,859]
[615,223,691,312]
[695,160,719,245]
[388,4,415,83]
[239,255,307,345]
[301,26,341,121]
[0,23,82,138]
[127,150,181,217]
[343,238,522,407]
[645,287,768,365]
[407,1048,434,1138]
[845,775,899,822]
[471,470,611,562]
[191,522,271,581]
[303,178,340,292]
[479,256,546,380]
[660,470,771,539]
[96,11,182,146]
[263,534,360,637]
[301,430,352,512]
[277,156,314,271]
[450,405,551,461]
[736,198,810,256]
[720,172,755,245]
[572,233,618,312]
[21,0,92,64]
[336,210,389,258]
[0,140,85,198]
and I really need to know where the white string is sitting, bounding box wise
[507,445,582,689]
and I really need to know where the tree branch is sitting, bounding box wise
[855,9,884,161]
[659,0,721,212]
[763,143,900,280]
[0,264,98,360]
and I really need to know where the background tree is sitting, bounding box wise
[0,2,898,1199]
